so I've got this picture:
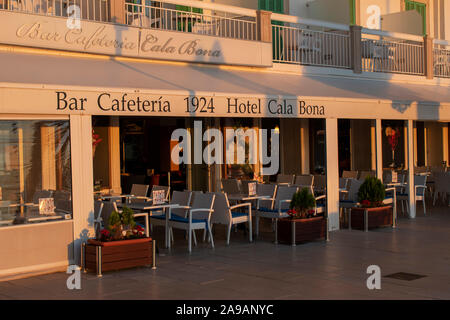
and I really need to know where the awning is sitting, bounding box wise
[1,49,449,120]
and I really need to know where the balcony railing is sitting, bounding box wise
[361,29,424,76]
[1,0,450,80]
[124,2,257,41]
[0,0,109,22]
[434,40,450,78]
[272,24,351,69]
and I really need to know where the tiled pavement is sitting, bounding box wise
[0,204,449,300]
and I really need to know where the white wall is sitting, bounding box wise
[206,0,258,10]
[289,0,349,24]
[360,0,401,29]
[445,0,450,40]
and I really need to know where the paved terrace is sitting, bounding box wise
[0,205,449,300]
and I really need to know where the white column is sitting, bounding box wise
[375,119,383,180]
[326,118,340,231]
[70,114,94,265]
[406,120,416,218]
[300,119,310,174]
[109,116,122,194]
[442,123,449,165]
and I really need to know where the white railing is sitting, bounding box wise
[125,2,257,41]
[0,0,109,22]
[272,24,351,69]
[361,29,424,75]
[433,40,450,78]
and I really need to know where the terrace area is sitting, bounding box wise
[0,0,449,78]
[0,204,448,300]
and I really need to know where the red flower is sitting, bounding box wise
[361,200,371,207]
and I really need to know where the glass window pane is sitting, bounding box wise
[0,120,72,227]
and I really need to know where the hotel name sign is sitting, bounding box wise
[0,11,272,67]
[55,91,326,117]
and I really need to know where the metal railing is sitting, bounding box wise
[0,0,109,22]
[433,41,450,78]
[272,24,351,69]
[361,31,424,75]
[125,2,257,41]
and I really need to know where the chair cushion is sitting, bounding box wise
[169,215,208,228]
[150,214,165,220]
[231,212,248,218]
[339,200,356,204]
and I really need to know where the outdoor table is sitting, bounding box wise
[227,194,270,202]
[127,202,181,250]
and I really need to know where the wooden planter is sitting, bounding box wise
[350,206,393,231]
[82,237,155,276]
[277,216,327,246]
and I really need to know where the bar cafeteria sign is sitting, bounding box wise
[0,11,272,67]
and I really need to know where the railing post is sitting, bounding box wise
[256,10,272,42]
[423,35,434,79]
[350,25,362,74]
[109,0,126,24]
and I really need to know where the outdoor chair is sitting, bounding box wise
[167,192,215,252]
[93,200,104,239]
[276,174,295,185]
[432,172,450,206]
[211,192,253,245]
[342,170,358,179]
[149,190,192,248]
[358,170,376,180]
[313,174,326,195]
[255,183,277,210]
[293,174,314,192]
[240,180,258,195]
[397,175,428,215]
[254,186,298,243]
[339,178,363,217]
[221,178,242,195]
[98,201,119,230]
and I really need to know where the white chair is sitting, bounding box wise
[254,186,298,243]
[149,190,192,248]
[276,174,295,185]
[359,171,375,180]
[167,192,215,252]
[211,192,252,245]
[221,178,242,195]
[93,200,104,238]
[313,174,326,195]
[397,175,428,215]
[432,172,450,206]
[293,174,314,191]
[342,170,358,179]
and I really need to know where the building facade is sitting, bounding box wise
[0,0,449,280]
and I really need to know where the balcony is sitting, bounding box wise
[0,0,449,79]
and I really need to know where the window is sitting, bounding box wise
[405,0,427,35]
[258,0,284,13]
[0,120,72,227]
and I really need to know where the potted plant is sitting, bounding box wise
[277,188,327,246]
[82,206,155,276]
[350,177,393,231]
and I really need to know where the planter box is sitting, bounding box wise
[277,216,327,245]
[350,206,393,231]
[83,237,154,276]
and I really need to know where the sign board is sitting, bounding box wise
[152,190,166,205]
[39,198,55,215]
[248,182,256,196]
[0,11,272,67]
[391,171,398,183]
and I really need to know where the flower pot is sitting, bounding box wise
[350,206,393,231]
[83,237,154,276]
[277,216,327,246]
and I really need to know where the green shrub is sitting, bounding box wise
[357,176,385,206]
[290,188,316,213]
